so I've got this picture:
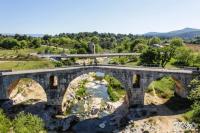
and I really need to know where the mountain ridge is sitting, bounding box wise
[144,28,200,39]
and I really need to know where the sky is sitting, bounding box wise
[0,0,200,35]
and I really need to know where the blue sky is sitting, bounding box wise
[0,0,200,35]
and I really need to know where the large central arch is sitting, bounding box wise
[58,68,132,112]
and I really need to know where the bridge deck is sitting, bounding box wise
[36,53,141,58]
[1,66,194,76]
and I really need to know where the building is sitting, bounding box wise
[88,42,95,54]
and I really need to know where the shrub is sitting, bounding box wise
[107,85,119,102]
[13,112,45,133]
[0,109,12,133]
[105,75,126,101]
[76,86,86,97]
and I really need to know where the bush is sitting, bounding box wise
[76,86,86,97]
[0,109,12,133]
[53,61,63,67]
[104,75,122,89]
[107,85,119,102]
[13,112,45,133]
[109,57,129,65]
[188,76,200,128]
[190,102,200,125]
[104,75,126,101]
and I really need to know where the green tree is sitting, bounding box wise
[170,38,184,47]
[159,46,176,68]
[132,43,148,53]
[174,46,194,66]
[91,36,99,44]
[30,38,42,48]
[140,47,160,65]
[77,48,87,54]
[149,37,161,45]
[13,112,45,133]
[95,44,103,53]
[130,39,146,52]
[0,38,20,49]
[20,40,28,48]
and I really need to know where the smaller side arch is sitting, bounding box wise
[7,78,47,104]
[145,73,190,98]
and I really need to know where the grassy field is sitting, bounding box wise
[0,46,65,70]
[0,46,67,59]
[0,61,55,70]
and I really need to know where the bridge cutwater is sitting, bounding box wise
[0,66,198,114]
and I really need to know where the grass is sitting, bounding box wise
[0,46,68,59]
[147,76,175,99]
[0,61,55,70]
[0,48,36,57]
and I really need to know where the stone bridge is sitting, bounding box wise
[0,66,197,113]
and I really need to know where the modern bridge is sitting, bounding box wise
[34,53,141,59]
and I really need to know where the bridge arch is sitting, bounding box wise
[59,68,131,112]
[145,73,191,98]
[7,78,47,104]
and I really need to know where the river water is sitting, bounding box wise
[68,73,122,120]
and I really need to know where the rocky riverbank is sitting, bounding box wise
[1,73,197,133]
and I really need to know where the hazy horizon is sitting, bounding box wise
[1,0,200,35]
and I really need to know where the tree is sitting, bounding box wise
[95,44,103,53]
[20,40,28,48]
[117,47,123,53]
[195,54,200,66]
[159,46,176,68]
[30,38,42,48]
[140,47,160,65]
[149,37,161,45]
[174,46,194,66]
[130,39,146,52]
[132,43,148,53]
[170,38,184,47]
[77,48,87,54]
[0,38,20,49]
[91,36,99,44]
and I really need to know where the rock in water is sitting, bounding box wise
[99,123,106,128]
[91,108,99,115]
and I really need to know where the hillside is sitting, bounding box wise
[144,28,200,39]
